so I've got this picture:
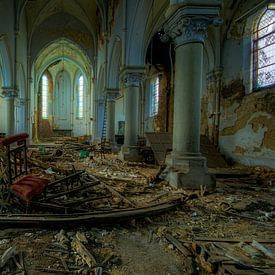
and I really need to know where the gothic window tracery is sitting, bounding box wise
[253,9,275,89]
[42,75,48,118]
[149,76,159,117]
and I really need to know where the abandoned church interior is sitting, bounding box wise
[0,0,275,274]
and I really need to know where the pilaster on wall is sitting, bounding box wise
[105,88,119,147]
[205,68,223,146]
[2,86,18,135]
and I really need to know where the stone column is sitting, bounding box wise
[15,97,26,133]
[119,68,144,161]
[96,99,105,142]
[106,99,115,142]
[106,89,119,149]
[2,86,18,136]
[162,5,222,190]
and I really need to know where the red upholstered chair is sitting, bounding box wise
[0,133,49,205]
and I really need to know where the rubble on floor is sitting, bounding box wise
[0,137,274,274]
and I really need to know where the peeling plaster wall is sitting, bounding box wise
[219,88,275,168]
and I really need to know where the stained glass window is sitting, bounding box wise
[150,77,159,117]
[253,9,275,89]
[42,75,48,119]
[78,75,84,118]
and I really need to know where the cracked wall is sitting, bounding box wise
[219,86,275,168]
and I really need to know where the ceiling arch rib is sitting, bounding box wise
[26,0,97,41]
[108,36,122,89]
[35,38,92,83]
[30,12,95,65]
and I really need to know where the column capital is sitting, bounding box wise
[161,6,222,47]
[106,88,119,101]
[120,66,145,88]
[2,86,19,98]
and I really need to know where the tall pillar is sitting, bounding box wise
[2,86,18,136]
[95,99,105,141]
[162,4,222,190]
[106,99,115,142]
[119,67,144,161]
[106,89,119,148]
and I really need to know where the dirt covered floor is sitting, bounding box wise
[0,140,275,274]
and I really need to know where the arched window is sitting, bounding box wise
[253,9,275,89]
[149,76,159,117]
[78,75,84,118]
[42,75,48,118]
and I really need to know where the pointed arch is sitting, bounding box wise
[108,36,122,89]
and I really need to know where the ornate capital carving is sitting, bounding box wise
[2,86,18,98]
[161,6,222,47]
[121,72,143,88]
[120,66,145,89]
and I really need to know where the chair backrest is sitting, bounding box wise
[0,133,29,184]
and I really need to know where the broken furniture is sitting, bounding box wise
[0,133,49,208]
[94,138,112,159]
[0,133,89,213]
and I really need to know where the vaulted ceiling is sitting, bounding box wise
[25,0,99,36]
[25,0,104,65]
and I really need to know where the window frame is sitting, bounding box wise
[41,75,48,119]
[253,8,275,91]
[77,74,84,119]
[149,76,160,117]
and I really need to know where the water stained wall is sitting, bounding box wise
[219,85,275,168]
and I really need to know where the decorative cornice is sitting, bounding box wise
[121,72,144,88]
[120,66,145,88]
[161,6,222,47]
[2,86,18,98]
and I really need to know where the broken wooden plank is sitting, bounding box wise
[62,195,112,207]
[193,238,275,244]
[251,240,275,260]
[0,198,181,226]
[101,181,136,208]
[165,234,191,256]
[47,171,85,188]
[41,181,100,202]
[71,238,97,268]
[1,246,17,268]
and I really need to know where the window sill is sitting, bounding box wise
[252,83,275,93]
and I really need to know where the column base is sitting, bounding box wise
[118,145,143,162]
[110,142,119,153]
[164,154,216,190]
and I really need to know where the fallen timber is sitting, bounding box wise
[0,199,182,227]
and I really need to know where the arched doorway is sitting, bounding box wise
[53,70,72,132]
